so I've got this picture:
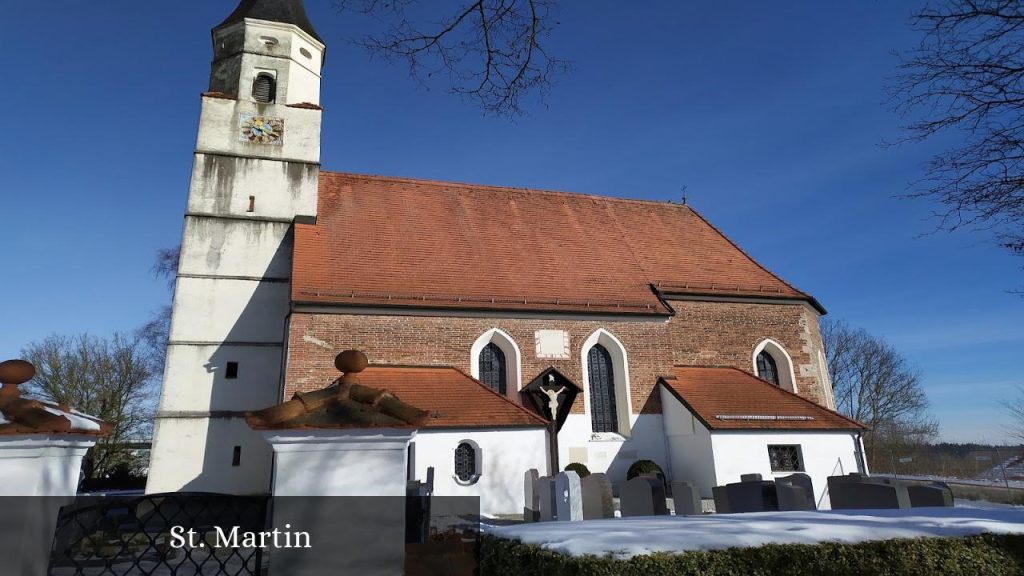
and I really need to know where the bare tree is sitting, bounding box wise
[891,0,1024,260]
[821,319,937,467]
[337,0,568,116]
[1004,385,1024,442]
[137,245,179,371]
[21,334,156,480]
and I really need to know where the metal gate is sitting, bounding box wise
[48,493,269,576]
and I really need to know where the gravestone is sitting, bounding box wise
[740,473,763,482]
[620,476,668,517]
[523,469,540,522]
[712,485,731,514]
[538,476,558,521]
[671,481,701,516]
[827,474,911,510]
[907,482,954,508]
[581,473,614,520]
[776,473,816,511]
[554,471,583,522]
[725,479,779,513]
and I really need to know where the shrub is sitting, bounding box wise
[626,459,664,482]
[480,533,1024,576]
[564,462,591,478]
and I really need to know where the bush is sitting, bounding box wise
[564,462,591,478]
[480,533,1024,576]
[626,459,664,482]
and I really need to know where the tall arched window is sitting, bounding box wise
[454,442,478,484]
[479,343,507,395]
[587,344,619,433]
[756,350,780,386]
[253,74,276,103]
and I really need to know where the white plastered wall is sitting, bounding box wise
[147,417,272,495]
[413,428,547,515]
[710,431,863,509]
[659,387,717,498]
[0,435,97,496]
[264,430,416,497]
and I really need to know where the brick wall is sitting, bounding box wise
[284,299,832,414]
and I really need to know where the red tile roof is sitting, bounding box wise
[253,365,548,430]
[660,366,865,431]
[292,173,818,314]
[0,360,112,437]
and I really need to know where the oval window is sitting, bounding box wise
[299,47,313,59]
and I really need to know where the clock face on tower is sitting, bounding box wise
[239,114,285,145]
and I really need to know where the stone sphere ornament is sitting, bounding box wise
[0,359,36,385]
[335,350,369,374]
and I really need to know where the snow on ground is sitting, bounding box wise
[488,506,1024,559]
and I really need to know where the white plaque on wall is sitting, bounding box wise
[535,330,570,359]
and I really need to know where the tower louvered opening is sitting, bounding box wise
[253,74,276,103]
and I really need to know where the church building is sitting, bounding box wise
[147,0,867,514]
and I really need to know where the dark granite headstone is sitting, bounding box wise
[712,485,731,514]
[725,480,779,513]
[907,482,954,508]
[776,473,816,511]
[620,476,669,517]
[671,481,701,516]
[827,474,911,510]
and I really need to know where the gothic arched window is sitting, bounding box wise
[454,442,478,484]
[587,344,619,433]
[479,343,507,395]
[757,351,780,386]
[253,74,276,103]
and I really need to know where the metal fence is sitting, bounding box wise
[48,493,269,576]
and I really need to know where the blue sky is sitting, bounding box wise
[1,1,1021,443]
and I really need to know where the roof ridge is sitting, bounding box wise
[319,171,690,210]
[448,366,551,426]
[684,365,866,429]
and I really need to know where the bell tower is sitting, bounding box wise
[147,0,325,494]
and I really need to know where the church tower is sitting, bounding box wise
[147,0,325,494]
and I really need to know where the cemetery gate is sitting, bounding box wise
[47,492,270,576]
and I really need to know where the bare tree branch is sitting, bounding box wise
[891,0,1024,266]
[336,0,569,116]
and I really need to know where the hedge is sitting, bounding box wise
[480,532,1024,576]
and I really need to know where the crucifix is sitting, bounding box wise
[541,374,565,472]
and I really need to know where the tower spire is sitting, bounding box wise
[216,0,322,42]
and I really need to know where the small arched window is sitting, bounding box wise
[757,351,780,386]
[587,344,619,433]
[479,343,507,395]
[252,74,276,103]
[454,442,478,484]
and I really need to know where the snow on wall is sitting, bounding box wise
[413,428,548,515]
[710,431,863,509]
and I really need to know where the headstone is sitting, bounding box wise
[538,476,558,521]
[776,473,816,511]
[620,476,668,517]
[523,469,540,522]
[740,473,763,482]
[581,473,614,519]
[827,474,911,510]
[907,482,954,508]
[554,471,583,522]
[712,485,731,514]
[725,479,779,513]
[671,481,701,516]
